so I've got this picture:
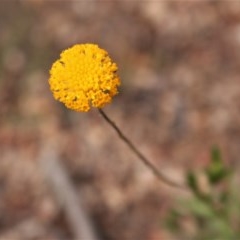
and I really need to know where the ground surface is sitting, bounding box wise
[0,1,240,239]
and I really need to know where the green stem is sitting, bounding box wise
[98,108,186,190]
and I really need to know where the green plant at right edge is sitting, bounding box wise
[165,147,240,240]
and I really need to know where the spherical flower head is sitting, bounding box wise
[49,44,121,112]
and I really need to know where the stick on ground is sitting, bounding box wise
[39,144,99,240]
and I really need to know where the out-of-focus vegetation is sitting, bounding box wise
[166,147,240,240]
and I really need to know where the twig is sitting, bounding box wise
[99,108,186,189]
[39,144,99,240]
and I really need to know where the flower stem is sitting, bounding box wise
[98,109,186,189]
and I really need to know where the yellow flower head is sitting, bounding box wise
[49,44,121,112]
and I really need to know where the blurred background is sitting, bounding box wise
[1,1,240,239]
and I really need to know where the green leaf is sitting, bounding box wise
[205,146,230,184]
[185,198,215,219]
[211,146,222,164]
[165,209,181,231]
[187,171,199,193]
